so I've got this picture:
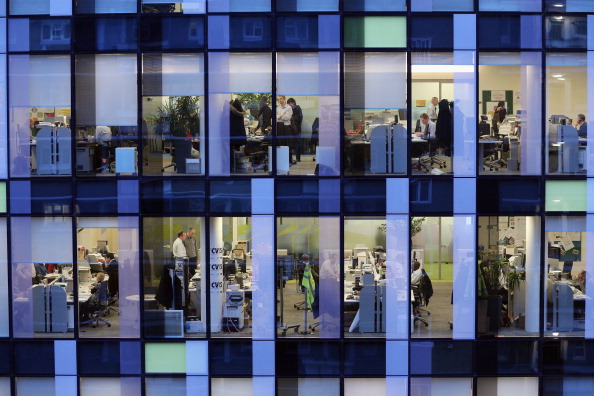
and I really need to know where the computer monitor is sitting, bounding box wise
[478,123,490,137]
[398,109,407,122]
[415,119,421,132]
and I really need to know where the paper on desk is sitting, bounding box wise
[560,235,574,250]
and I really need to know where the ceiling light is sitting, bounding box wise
[551,3,564,7]
[552,74,563,78]
[553,16,564,21]
[411,65,474,73]
[557,77,566,80]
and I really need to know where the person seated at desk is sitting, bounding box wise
[575,114,587,138]
[411,261,422,287]
[95,126,112,173]
[415,113,436,139]
[576,270,587,294]
[80,272,106,321]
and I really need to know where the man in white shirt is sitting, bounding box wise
[172,231,187,265]
[276,95,296,164]
[95,126,112,173]
[427,97,438,122]
[415,113,436,139]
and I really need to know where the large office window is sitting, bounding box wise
[546,53,587,175]
[343,52,407,175]
[544,216,588,337]
[142,53,205,175]
[141,0,205,13]
[277,217,340,338]
[9,55,71,177]
[209,53,272,176]
[478,52,542,175]
[77,217,140,338]
[276,52,340,176]
[75,54,138,176]
[11,216,73,338]
[478,216,540,337]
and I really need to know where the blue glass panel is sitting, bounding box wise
[229,16,271,49]
[479,15,541,49]
[544,340,594,374]
[209,341,252,375]
[140,16,205,50]
[409,178,453,213]
[78,342,121,375]
[210,179,251,214]
[76,180,118,214]
[410,16,453,49]
[276,341,341,376]
[343,342,386,375]
[546,0,594,12]
[0,343,9,373]
[343,179,386,214]
[141,179,206,215]
[9,18,71,51]
[477,179,541,214]
[14,341,55,374]
[29,181,72,215]
[276,16,318,49]
[276,0,338,11]
[477,340,539,375]
[276,180,319,214]
[410,341,474,375]
[546,16,587,49]
[74,17,138,51]
[343,0,405,11]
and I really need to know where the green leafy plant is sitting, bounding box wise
[150,96,200,138]
[378,217,425,237]
[235,93,271,110]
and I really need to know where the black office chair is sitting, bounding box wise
[80,282,112,328]
[412,284,429,327]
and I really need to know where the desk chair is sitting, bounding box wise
[80,282,112,328]
[419,138,447,171]
[412,284,429,327]
[89,263,103,274]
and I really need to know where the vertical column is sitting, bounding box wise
[520,53,542,175]
[587,19,594,337]
[0,219,7,337]
[209,217,224,332]
[186,341,209,395]
[118,216,140,338]
[251,178,275,395]
[54,341,77,396]
[385,178,409,396]
[453,178,476,339]
[0,13,6,179]
[525,216,540,334]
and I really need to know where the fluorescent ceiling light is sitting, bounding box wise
[552,74,563,77]
[412,65,474,73]
[552,3,564,7]
[557,77,566,80]
[553,16,564,21]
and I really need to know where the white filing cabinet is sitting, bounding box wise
[115,147,137,175]
[268,146,289,175]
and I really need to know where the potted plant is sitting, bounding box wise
[151,96,200,174]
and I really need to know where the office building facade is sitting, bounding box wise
[1,0,594,395]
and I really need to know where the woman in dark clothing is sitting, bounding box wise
[492,100,507,135]
[436,99,453,156]
[254,97,272,135]
[230,98,247,148]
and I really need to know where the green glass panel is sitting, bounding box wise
[344,17,407,48]
[0,183,5,213]
[545,180,586,212]
[145,343,186,373]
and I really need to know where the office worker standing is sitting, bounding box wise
[254,97,272,135]
[105,253,119,298]
[287,98,303,163]
[576,114,588,138]
[491,101,507,135]
[183,227,199,277]
[276,96,295,164]
[427,97,439,122]
[172,231,188,266]
[95,126,112,173]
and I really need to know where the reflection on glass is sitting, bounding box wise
[141,0,205,13]
[546,16,587,49]
[411,217,453,338]
[477,216,539,337]
[143,218,206,338]
[546,53,586,175]
[344,217,386,337]
[477,377,538,396]
[544,216,587,337]
[278,378,340,396]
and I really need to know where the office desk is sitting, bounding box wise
[547,279,589,331]
[347,140,370,173]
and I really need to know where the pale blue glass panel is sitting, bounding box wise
[480,0,540,12]
[208,0,270,12]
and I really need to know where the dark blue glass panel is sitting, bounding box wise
[276,16,319,49]
[409,179,453,213]
[140,16,205,50]
[210,179,251,214]
[30,181,72,215]
[76,181,117,214]
[141,180,206,215]
[343,179,385,214]
[476,340,538,375]
[478,16,521,48]
[276,180,319,214]
[276,341,341,376]
[410,16,453,50]
[209,341,252,375]
[410,341,473,375]
[74,17,138,51]
[229,16,271,49]
[0,343,9,374]
[477,179,541,214]
[343,341,385,375]
[14,341,55,374]
[544,340,594,375]
[9,18,71,51]
[276,0,338,12]
[78,341,121,375]
[546,16,587,49]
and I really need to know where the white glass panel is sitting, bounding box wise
[252,340,274,375]
[229,53,271,94]
[453,216,475,339]
[54,341,76,375]
[386,376,408,396]
[277,53,320,96]
[211,378,253,396]
[297,379,339,396]
[453,51,476,176]
[10,55,70,107]
[186,342,208,375]
[0,219,7,337]
[0,378,9,396]
[318,216,340,338]
[161,54,204,96]
[252,215,275,339]
[364,53,406,109]
[521,52,542,175]
[411,378,473,396]
[16,378,55,396]
[344,379,385,396]
[478,378,538,396]
[80,378,141,396]
[587,214,594,338]
[385,215,409,339]
[145,378,186,396]
[118,216,140,338]
[96,55,137,126]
